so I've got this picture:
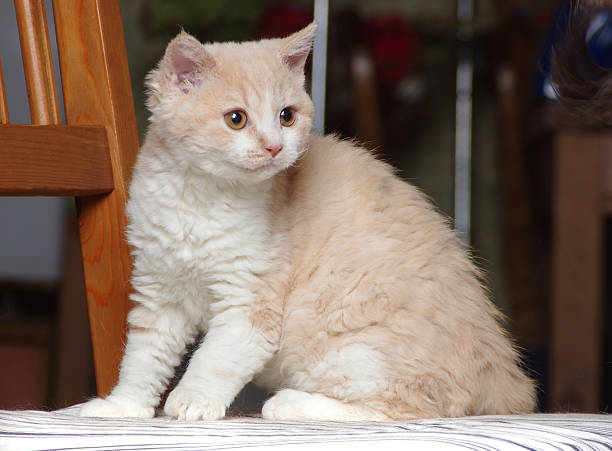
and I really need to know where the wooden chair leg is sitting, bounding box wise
[53,212,94,408]
[53,0,139,396]
[550,132,603,412]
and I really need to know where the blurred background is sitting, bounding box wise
[0,0,610,414]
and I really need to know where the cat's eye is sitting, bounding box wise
[279,108,296,127]
[224,110,247,130]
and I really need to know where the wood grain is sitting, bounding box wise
[14,0,61,125]
[0,124,113,195]
[550,131,604,412]
[0,57,9,124]
[53,0,139,397]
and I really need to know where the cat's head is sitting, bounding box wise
[145,23,317,183]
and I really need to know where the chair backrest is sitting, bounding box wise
[0,0,138,397]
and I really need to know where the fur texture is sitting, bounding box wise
[80,23,536,421]
[552,1,612,126]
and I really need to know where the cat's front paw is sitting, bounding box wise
[79,397,155,418]
[164,387,226,421]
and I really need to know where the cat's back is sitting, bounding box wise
[288,133,456,253]
[291,134,398,204]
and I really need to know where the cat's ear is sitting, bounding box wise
[280,22,317,75]
[159,31,215,94]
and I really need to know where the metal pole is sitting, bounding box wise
[311,0,328,134]
[455,0,474,244]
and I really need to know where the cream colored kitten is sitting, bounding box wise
[80,23,536,421]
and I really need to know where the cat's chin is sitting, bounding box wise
[245,160,275,172]
[189,160,285,184]
[225,160,289,183]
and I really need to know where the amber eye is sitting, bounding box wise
[279,107,296,127]
[224,110,247,130]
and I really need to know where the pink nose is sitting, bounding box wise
[266,144,283,158]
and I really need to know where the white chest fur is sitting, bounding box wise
[126,156,277,308]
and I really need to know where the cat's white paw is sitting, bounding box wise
[164,387,226,421]
[262,389,386,421]
[262,389,310,420]
[79,397,155,418]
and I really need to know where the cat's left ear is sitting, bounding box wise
[280,22,317,75]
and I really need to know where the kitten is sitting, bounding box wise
[80,23,536,421]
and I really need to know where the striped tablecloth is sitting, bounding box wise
[1,406,611,450]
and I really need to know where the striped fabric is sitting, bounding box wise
[0,407,611,450]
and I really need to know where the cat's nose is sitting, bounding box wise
[265,144,283,158]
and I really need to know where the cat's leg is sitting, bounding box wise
[262,389,389,421]
[164,305,276,420]
[80,304,198,418]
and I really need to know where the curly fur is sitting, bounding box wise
[79,23,536,421]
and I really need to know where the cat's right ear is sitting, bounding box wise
[154,31,215,95]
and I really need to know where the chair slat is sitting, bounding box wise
[0,124,113,195]
[14,0,61,125]
[0,57,9,124]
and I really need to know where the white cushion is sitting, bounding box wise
[1,406,611,450]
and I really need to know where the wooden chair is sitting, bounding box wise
[0,0,138,398]
[497,66,610,412]
[550,130,612,412]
